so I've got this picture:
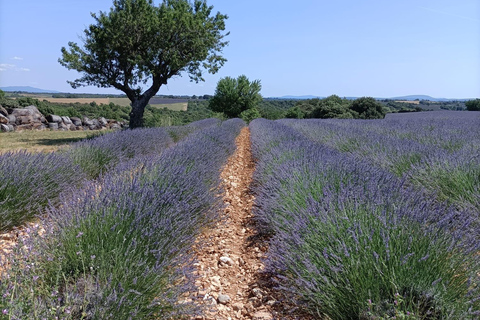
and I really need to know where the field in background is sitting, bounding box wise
[12,95,190,111]
[38,97,111,105]
[394,100,420,104]
[0,130,98,153]
[150,102,188,111]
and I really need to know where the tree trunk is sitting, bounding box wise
[129,98,148,129]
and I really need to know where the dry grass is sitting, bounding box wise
[40,98,111,105]
[108,97,132,107]
[0,130,97,153]
[150,102,188,111]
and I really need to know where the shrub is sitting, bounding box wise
[249,118,480,319]
[0,151,85,231]
[465,99,480,111]
[350,97,386,119]
[240,107,261,123]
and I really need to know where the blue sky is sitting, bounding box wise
[0,0,479,98]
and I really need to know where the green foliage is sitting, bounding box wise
[465,99,480,111]
[258,99,296,119]
[209,75,262,118]
[411,162,480,210]
[284,106,305,119]
[0,89,5,100]
[310,95,357,119]
[239,107,261,123]
[295,204,470,319]
[59,0,229,128]
[350,96,387,119]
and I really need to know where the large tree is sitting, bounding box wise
[59,0,228,128]
[350,97,386,119]
[466,99,480,111]
[209,75,262,118]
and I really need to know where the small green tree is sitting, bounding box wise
[284,106,305,119]
[0,89,5,101]
[309,95,356,119]
[59,0,228,128]
[239,107,261,123]
[209,75,262,118]
[350,97,386,119]
[465,99,480,111]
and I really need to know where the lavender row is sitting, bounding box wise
[0,118,220,232]
[0,151,86,232]
[249,118,480,319]
[279,111,480,211]
[0,118,244,319]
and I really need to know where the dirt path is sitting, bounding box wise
[192,127,276,320]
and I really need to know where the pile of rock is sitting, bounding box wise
[0,105,127,132]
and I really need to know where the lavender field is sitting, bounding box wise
[1,118,244,318]
[250,111,480,319]
[1,111,479,319]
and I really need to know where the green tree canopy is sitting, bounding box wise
[59,0,228,128]
[465,99,480,111]
[209,75,262,118]
[350,97,386,119]
[309,95,356,119]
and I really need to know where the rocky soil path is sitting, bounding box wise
[191,127,277,320]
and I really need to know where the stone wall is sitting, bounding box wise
[0,105,127,132]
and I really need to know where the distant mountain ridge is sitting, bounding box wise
[0,86,60,93]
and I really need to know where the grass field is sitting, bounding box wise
[11,95,190,111]
[150,102,188,111]
[40,97,111,104]
[0,130,99,153]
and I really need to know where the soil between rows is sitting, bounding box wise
[191,127,313,320]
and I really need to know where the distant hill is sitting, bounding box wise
[0,86,60,93]
[389,95,448,102]
[278,95,324,100]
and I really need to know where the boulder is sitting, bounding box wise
[0,105,8,117]
[82,117,94,126]
[98,117,108,126]
[67,123,77,131]
[0,124,11,132]
[17,116,33,125]
[0,114,8,124]
[61,116,73,125]
[48,123,59,130]
[16,124,33,131]
[11,106,46,124]
[47,114,62,123]
[32,122,46,130]
[109,123,122,130]
[70,117,82,126]
[58,122,68,130]
[7,115,16,124]
[87,119,101,130]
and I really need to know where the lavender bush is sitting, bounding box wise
[0,119,244,319]
[166,118,222,142]
[0,151,86,232]
[67,127,174,179]
[250,118,480,319]
[280,111,480,211]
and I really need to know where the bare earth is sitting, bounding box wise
[191,126,273,320]
[191,127,313,320]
